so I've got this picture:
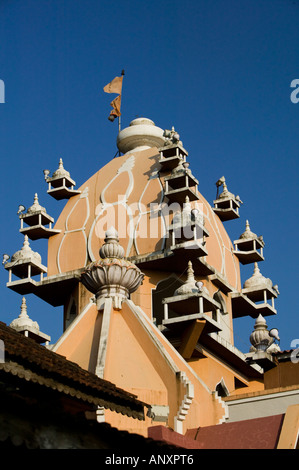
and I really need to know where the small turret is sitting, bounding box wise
[45,158,81,200]
[162,261,220,327]
[233,220,265,264]
[19,193,60,240]
[5,235,47,283]
[164,160,199,205]
[158,128,188,171]
[245,314,281,370]
[167,196,208,256]
[9,297,51,345]
[213,176,242,221]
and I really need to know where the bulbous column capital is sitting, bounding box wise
[81,228,144,310]
[249,314,271,352]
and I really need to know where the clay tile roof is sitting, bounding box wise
[186,414,285,449]
[0,321,148,420]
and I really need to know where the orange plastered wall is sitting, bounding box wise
[54,302,101,372]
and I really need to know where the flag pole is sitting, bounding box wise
[118,69,125,133]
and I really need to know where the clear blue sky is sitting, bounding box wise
[0,0,298,353]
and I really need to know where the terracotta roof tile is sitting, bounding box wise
[0,321,148,419]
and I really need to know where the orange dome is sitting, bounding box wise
[47,119,241,292]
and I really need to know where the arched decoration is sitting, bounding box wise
[213,290,228,314]
[215,378,229,398]
[133,168,166,255]
[88,155,135,260]
[57,187,90,273]
[152,274,184,327]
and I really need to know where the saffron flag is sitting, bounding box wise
[103,76,123,94]
[110,94,121,117]
[103,75,123,120]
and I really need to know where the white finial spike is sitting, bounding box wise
[34,193,39,204]
[22,235,30,249]
[255,313,267,326]
[187,260,195,282]
[174,260,200,295]
[10,296,40,333]
[20,297,29,319]
[253,262,260,274]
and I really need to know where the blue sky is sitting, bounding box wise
[0,0,298,353]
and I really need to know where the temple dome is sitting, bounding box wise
[47,118,241,291]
